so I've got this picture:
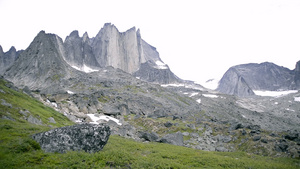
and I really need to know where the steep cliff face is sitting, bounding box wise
[91,23,142,73]
[218,62,297,97]
[64,31,100,70]
[0,46,20,75]
[217,67,255,97]
[4,31,72,90]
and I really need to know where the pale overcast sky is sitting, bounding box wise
[0,0,300,84]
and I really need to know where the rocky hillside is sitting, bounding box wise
[217,62,299,97]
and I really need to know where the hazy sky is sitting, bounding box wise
[0,0,300,83]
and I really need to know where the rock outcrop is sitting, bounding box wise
[32,123,111,153]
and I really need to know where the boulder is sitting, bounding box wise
[32,123,110,153]
[159,132,184,146]
[138,131,159,142]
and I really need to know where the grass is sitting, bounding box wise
[0,78,299,168]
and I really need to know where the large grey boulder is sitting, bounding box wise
[159,132,184,146]
[32,123,111,153]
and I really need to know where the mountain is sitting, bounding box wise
[63,23,181,84]
[217,62,298,97]
[0,46,21,75]
[4,31,74,92]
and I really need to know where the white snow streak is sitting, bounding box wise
[254,90,298,97]
[87,114,122,125]
[202,94,219,98]
[67,90,74,94]
[71,64,99,73]
[196,99,201,103]
[190,92,198,97]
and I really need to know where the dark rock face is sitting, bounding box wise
[32,123,111,153]
[218,62,297,97]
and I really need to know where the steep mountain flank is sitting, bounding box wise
[4,31,72,91]
[218,62,297,96]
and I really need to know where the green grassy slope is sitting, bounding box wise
[0,79,299,168]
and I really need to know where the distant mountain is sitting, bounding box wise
[0,46,21,75]
[217,62,299,97]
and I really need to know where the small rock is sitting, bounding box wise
[48,117,56,124]
[275,142,289,152]
[261,138,268,143]
[138,131,159,142]
[1,99,12,108]
[0,89,5,93]
[253,135,261,141]
[27,115,43,125]
[216,147,228,152]
[241,129,247,135]
[164,122,173,128]
[182,132,189,136]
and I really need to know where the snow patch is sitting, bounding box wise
[87,114,122,125]
[161,83,185,87]
[274,102,278,105]
[190,92,198,97]
[196,99,201,103]
[136,77,140,79]
[51,102,58,108]
[286,108,295,112]
[155,60,168,69]
[67,90,74,94]
[294,97,300,102]
[254,90,298,97]
[203,94,219,98]
[71,64,99,73]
